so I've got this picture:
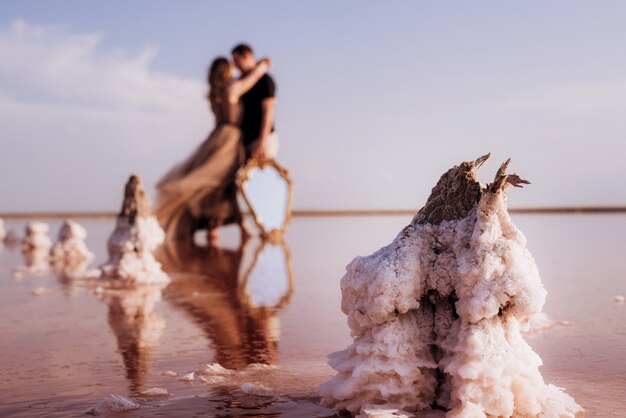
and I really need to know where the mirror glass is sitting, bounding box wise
[239,160,292,237]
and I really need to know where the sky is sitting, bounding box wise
[0,1,625,212]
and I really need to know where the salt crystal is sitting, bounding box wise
[140,387,169,397]
[178,371,195,381]
[49,220,93,264]
[21,222,52,251]
[239,382,271,396]
[93,175,169,285]
[199,375,225,385]
[320,155,583,417]
[204,363,234,375]
[85,394,140,415]
[359,404,412,418]
[32,287,53,296]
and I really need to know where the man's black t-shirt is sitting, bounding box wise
[240,73,276,147]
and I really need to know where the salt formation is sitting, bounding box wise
[96,175,169,285]
[3,229,20,247]
[0,218,5,242]
[140,387,169,397]
[21,222,52,251]
[204,363,235,375]
[13,249,50,278]
[49,220,93,265]
[320,154,583,418]
[178,371,195,382]
[85,394,140,415]
[13,222,52,277]
[31,286,53,296]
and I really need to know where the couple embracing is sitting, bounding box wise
[155,44,277,243]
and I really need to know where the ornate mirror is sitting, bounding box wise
[239,238,294,310]
[237,158,293,239]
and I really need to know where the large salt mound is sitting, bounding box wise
[320,154,583,417]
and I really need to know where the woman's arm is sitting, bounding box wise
[227,58,271,104]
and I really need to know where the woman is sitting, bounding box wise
[155,56,271,244]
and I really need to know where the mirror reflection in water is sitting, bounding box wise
[240,240,293,309]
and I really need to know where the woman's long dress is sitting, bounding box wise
[155,97,244,240]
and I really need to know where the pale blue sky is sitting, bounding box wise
[0,1,625,211]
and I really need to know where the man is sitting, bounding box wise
[231,43,277,160]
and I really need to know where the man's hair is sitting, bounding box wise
[231,43,253,56]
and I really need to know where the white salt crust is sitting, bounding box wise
[49,220,94,264]
[86,394,140,415]
[95,216,169,285]
[320,190,583,417]
[21,222,52,251]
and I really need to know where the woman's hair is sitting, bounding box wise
[207,57,231,114]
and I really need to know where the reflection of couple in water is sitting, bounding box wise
[155,43,277,244]
[158,239,289,370]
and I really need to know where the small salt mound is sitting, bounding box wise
[525,312,554,333]
[85,394,140,415]
[140,387,169,397]
[199,375,226,385]
[12,269,25,280]
[21,222,52,251]
[204,363,234,375]
[178,371,195,382]
[13,248,50,278]
[32,287,53,296]
[244,363,277,371]
[49,220,94,264]
[162,370,178,377]
[358,405,413,418]
[615,295,625,304]
[0,218,5,241]
[239,382,273,396]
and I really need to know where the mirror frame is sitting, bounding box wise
[238,239,294,310]
[237,158,294,239]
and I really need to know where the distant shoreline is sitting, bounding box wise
[1,206,626,220]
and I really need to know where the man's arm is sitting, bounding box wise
[254,97,276,159]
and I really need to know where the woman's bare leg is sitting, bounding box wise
[207,229,220,246]
[207,226,220,246]
[239,220,252,243]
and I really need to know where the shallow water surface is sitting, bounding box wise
[0,214,625,417]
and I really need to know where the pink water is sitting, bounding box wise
[0,214,624,417]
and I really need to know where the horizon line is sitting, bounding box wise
[1,206,626,220]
